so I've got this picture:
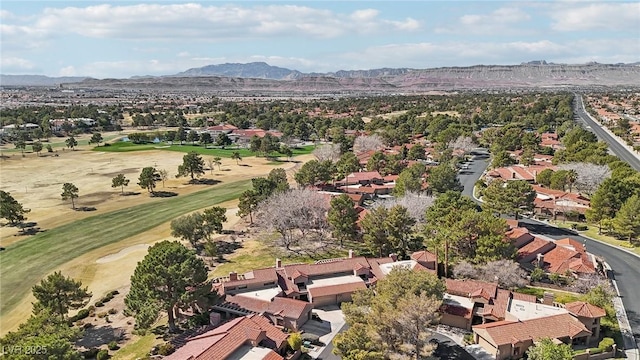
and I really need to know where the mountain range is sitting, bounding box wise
[2,61,640,90]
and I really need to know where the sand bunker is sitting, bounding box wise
[96,244,150,264]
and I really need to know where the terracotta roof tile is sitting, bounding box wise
[473,313,590,347]
[446,279,498,299]
[565,301,606,318]
[308,281,367,298]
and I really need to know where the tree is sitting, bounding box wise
[614,194,640,243]
[138,167,161,193]
[482,180,535,220]
[212,156,222,171]
[65,136,77,150]
[237,189,260,224]
[536,168,554,187]
[394,163,424,196]
[352,134,384,154]
[171,207,227,247]
[176,151,206,182]
[288,332,303,352]
[61,182,79,209]
[550,169,570,191]
[88,132,103,146]
[215,132,232,147]
[335,268,444,359]
[187,130,200,145]
[526,338,574,360]
[32,141,43,156]
[361,206,392,257]
[478,260,527,289]
[294,160,334,187]
[366,151,386,173]
[428,162,462,194]
[125,241,208,332]
[378,192,435,223]
[558,162,611,196]
[231,151,242,165]
[279,145,293,161]
[158,169,169,188]
[0,190,30,226]
[407,143,426,160]
[490,150,515,168]
[111,173,130,195]
[200,132,212,148]
[32,271,91,320]
[313,143,341,162]
[328,194,358,246]
[0,309,82,360]
[267,168,290,193]
[448,136,475,155]
[14,137,26,156]
[335,152,361,179]
[255,189,329,252]
[361,205,416,257]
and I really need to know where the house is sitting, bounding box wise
[486,165,555,183]
[473,313,592,360]
[517,236,556,263]
[337,171,384,186]
[506,227,535,248]
[211,251,437,327]
[532,185,591,220]
[539,241,596,275]
[565,301,606,344]
[164,314,288,360]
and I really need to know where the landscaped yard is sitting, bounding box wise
[550,220,640,256]
[0,179,251,318]
[94,141,315,158]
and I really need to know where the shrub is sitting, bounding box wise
[83,348,100,359]
[95,301,104,307]
[530,268,545,282]
[463,333,475,345]
[96,349,110,360]
[157,343,175,356]
[108,308,117,315]
[70,308,90,322]
[97,311,108,318]
[83,323,94,330]
[107,341,119,351]
[575,224,588,231]
[288,332,303,351]
[599,337,615,351]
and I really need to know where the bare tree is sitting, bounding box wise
[448,136,476,154]
[313,143,341,162]
[452,260,478,280]
[558,162,611,196]
[569,273,614,294]
[377,192,435,223]
[479,260,528,289]
[255,189,330,253]
[352,134,385,154]
[158,169,169,188]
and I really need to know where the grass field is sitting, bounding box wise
[0,134,124,154]
[93,141,315,158]
[0,179,251,317]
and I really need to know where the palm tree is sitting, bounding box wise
[566,169,578,193]
[231,151,242,165]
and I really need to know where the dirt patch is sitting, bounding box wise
[101,168,141,178]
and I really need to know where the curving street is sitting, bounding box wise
[462,153,640,349]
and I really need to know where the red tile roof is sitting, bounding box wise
[446,279,498,299]
[473,313,590,347]
[308,281,367,298]
[517,237,555,260]
[225,295,314,321]
[565,301,606,319]
[542,246,595,274]
[165,314,287,360]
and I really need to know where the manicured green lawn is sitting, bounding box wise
[0,180,251,316]
[93,141,315,158]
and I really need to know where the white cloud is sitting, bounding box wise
[550,3,640,32]
[437,7,531,35]
[10,3,420,42]
[0,57,36,73]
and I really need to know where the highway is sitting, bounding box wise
[574,94,640,171]
[461,153,640,348]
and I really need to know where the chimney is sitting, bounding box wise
[389,253,398,262]
[275,258,282,269]
[536,253,544,268]
[543,291,555,306]
[229,271,238,281]
[348,249,354,259]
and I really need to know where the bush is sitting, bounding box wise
[108,308,117,315]
[97,311,108,318]
[96,349,110,360]
[157,343,175,356]
[530,268,545,282]
[95,301,104,307]
[599,337,615,351]
[70,308,90,322]
[575,224,588,231]
[107,341,119,351]
[83,348,100,359]
[463,333,475,345]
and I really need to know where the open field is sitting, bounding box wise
[0,142,313,335]
[94,141,315,158]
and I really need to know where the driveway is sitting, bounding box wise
[301,306,345,359]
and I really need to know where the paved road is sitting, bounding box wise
[574,94,640,171]
[459,153,640,347]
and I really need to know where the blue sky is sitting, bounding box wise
[1,1,638,78]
